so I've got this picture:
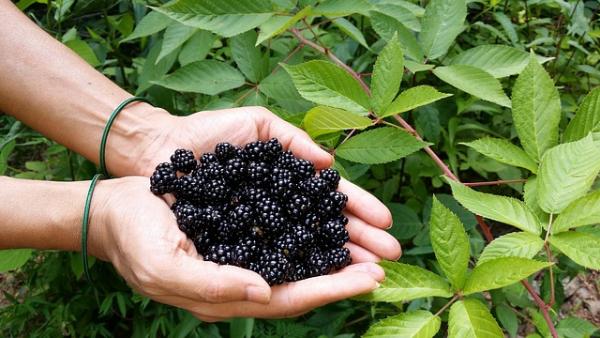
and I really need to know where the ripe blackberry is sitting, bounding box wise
[327,247,352,270]
[199,161,225,179]
[302,212,321,230]
[201,178,230,201]
[174,202,199,235]
[299,177,329,197]
[215,142,237,161]
[319,168,340,189]
[197,205,223,226]
[286,261,309,282]
[174,175,203,201]
[286,194,312,219]
[229,204,254,230]
[320,191,348,216]
[150,162,177,195]
[270,167,295,197]
[200,153,219,164]
[265,138,283,158]
[193,229,214,255]
[247,161,270,184]
[250,250,290,285]
[257,211,287,234]
[243,141,268,161]
[307,249,332,277]
[204,244,237,265]
[274,232,300,257]
[291,224,315,248]
[170,149,196,174]
[294,159,315,180]
[232,244,255,268]
[320,219,350,247]
[224,157,246,184]
[274,151,296,169]
[238,186,269,204]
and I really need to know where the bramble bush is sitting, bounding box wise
[1,0,600,337]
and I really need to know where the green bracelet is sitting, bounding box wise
[82,173,104,283]
[98,96,151,177]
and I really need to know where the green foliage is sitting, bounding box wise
[448,299,504,338]
[363,311,440,338]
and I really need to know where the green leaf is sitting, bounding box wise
[121,11,172,43]
[152,0,274,38]
[447,180,541,235]
[370,12,423,62]
[370,35,404,115]
[363,311,441,338]
[230,318,254,338]
[419,0,467,60]
[358,261,453,302]
[157,22,197,63]
[512,54,561,161]
[336,127,428,164]
[523,176,548,223]
[433,65,511,108]
[496,305,519,338]
[0,249,33,273]
[153,60,245,95]
[556,316,598,338]
[136,39,180,94]
[230,30,268,83]
[382,86,452,118]
[303,106,372,138]
[259,70,312,113]
[537,134,600,214]
[553,190,600,234]
[463,258,552,294]
[178,30,215,66]
[429,196,470,290]
[371,1,421,32]
[64,39,100,67]
[256,6,312,45]
[283,60,370,113]
[450,45,553,78]
[461,137,538,173]
[448,299,504,338]
[549,232,600,269]
[314,0,373,17]
[477,232,544,266]
[563,87,600,142]
[332,18,369,49]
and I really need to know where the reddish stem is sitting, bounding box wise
[464,179,527,187]
[522,280,559,338]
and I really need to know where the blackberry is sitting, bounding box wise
[193,229,214,255]
[200,153,219,164]
[170,149,196,174]
[286,194,312,219]
[204,244,237,265]
[265,138,283,158]
[291,224,314,249]
[232,244,255,268]
[320,219,350,247]
[229,204,254,230]
[247,161,270,184]
[215,220,241,243]
[201,178,230,201]
[215,142,237,161]
[270,167,295,197]
[251,250,290,285]
[174,202,199,235]
[243,141,268,161]
[238,186,269,204]
[319,168,340,189]
[307,249,332,277]
[299,177,329,197]
[320,191,348,216]
[150,162,177,195]
[286,261,309,282]
[199,161,225,179]
[224,157,246,184]
[197,205,223,226]
[274,232,300,257]
[302,212,321,230]
[174,175,203,201]
[257,211,287,234]
[327,247,352,270]
[294,159,315,180]
[274,151,296,169]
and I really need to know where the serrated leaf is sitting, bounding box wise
[259,70,312,113]
[371,1,421,32]
[523,176,548,223]
[230,30,268,83]
[358,261,453,302]
[153,60,244,95]
[363,311,441,338]
[157,22,197,63]
[332,18,369,49]
[121,11,172,43]
[512,54,561,161]
[556,316,598,338]
[65,39,100,67]
[0,249,33,273]
[463,258,552,294]
[496,305,519,338]
[152,0,274,38]
[430,196,470,290]
[382,86,452,118]
[371,36,404,115]
[178,30,215,66]
[314,0,373,17]
[448,299,504,338]
[283,60,370,113]
[461,137,538,173]
[549,232,600,269]
[537,134,600,214]
[447,180,541,235]
[370,12,423,62]
[553,190,600,234]
[477,232,544,266]
[450,45,553,78]
[256,6,312,45]
[563,87,600,142]
[419,0,466,60]
[433,65,511,107]
[303,106,372,138]
[136,39,180,94]
[336,127,428,164]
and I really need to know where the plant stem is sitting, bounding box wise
[464,179,527,187]
[435,294,460,316]
[545,243,556,307]
[522,280,559,338]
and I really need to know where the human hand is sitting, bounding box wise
[135,106,401,263]
[89,176,384,321]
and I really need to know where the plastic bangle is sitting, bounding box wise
[81,173,104,283]
[98,97,151,177]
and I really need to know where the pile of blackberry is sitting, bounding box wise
[149,138,351,285]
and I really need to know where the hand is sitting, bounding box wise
[89,177,384,321]
[136,106,402,263]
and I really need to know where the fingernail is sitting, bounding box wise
[355,263,385,281]
[246,285,271,304]
[374,282,381,289]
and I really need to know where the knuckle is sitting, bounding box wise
[203,282,227,302]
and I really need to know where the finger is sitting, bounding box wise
[338,179,392,229]
[189,311,226,323]
[255,109,333,169]
[164,256,271,304]
[346,214,402,260]
[345,242,381,263]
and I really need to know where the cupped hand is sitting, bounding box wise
[89,176,384,321]
[138,106,401,263]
